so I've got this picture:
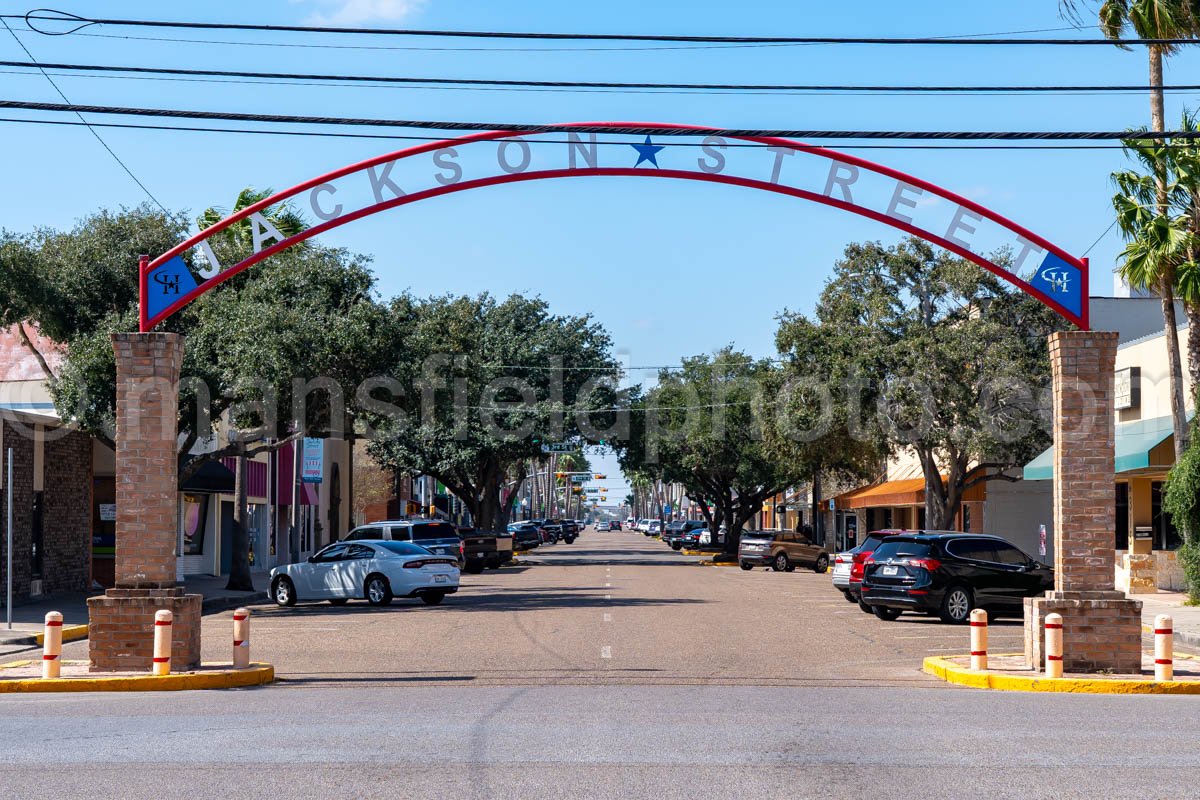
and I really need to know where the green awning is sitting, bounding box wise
[1023,414,1176,481]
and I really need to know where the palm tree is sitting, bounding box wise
[198,186,307,265]
[1062,0,1200,455]
[1160,112,1200,392]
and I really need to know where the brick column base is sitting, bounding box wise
[87,589,202,672]
[1024,592,1143,674]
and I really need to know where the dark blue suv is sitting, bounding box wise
[860,532,1053,624]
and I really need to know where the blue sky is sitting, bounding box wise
[4,0,1200,501]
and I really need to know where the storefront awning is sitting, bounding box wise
[843,478,928,509]
[1023,414,1177,481]
[180,458,236,494]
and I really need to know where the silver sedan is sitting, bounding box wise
[269,540,460,607]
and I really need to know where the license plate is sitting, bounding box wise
[433,574,450,584]
[882,566,898,576]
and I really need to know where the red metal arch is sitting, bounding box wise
[141,122,1089,331]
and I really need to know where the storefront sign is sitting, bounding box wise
[1114,367,1140,411]
[98,503,116,521]
[301,437,324,484]
[1039,524,1047,557]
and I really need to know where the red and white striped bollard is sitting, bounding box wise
[232,607,250,669]
[42,611,62,679]
[152,609,173,676]
[1045,613,1063,678]
[1154,614,1173,682]
[969,609,988,671]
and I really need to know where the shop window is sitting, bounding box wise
[882,509,894,529]
[960,504,971,533]
[917,507,926,530]
[1115,483,1129,551]
[182,494,208,555]
[1151,482,1182,551]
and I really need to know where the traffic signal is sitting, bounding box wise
[594,474,606,479]
[555,472,566,479]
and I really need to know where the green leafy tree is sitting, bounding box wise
[367,293,619,530]
[618,348,815,555]
[783,238,1064,530]
[3,203,395,589]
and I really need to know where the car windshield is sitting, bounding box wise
[871,541,934,560]
[375,541,433,557]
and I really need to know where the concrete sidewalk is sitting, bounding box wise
[1137,591,1200,649]
[0,573,269,646]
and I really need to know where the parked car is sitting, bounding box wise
[845,530,907,612]
[344,520,464,564]
[699,525,725,547]
[610,520,621,531]
[663,520,706,550]
[506,521,542,551]
[860,532,1054,624]
[626,517,637,528]
[738,530,830,573]
[676,523,708,550]
[555,518,579,543]
[537,520,562,544]
[595,521,612,532]
[455,526,512,573]
[270,540,460,607]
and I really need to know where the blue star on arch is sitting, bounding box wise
[631,135,665,168]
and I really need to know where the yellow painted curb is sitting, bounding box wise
[0,662,274,693]
[697,560,741,568]
[924,654,1200,694]
[34,624,89,646]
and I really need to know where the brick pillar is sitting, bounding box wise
[88,333,202,672]
[1025,331,1142,674]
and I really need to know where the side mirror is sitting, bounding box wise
[307,555,316,563]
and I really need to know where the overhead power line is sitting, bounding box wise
[0,19,166,212]
[0,115,1178,151]
[7,58,1200,95]
[2,99,1200,141]
[9,10,1197,46]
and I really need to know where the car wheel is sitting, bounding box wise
[842,589,857,603]
[739,562,753,571]
[772,553,790,572]
[272,577,296,607]
[858,596,874,614]
[564,536,576,544]
[365,574,393,606]
[813,554,830,573]
[873,606,902,621]
[671,542,683,551]
[328,598,349,606]
[939,586,974,625]
[421,592,446,606]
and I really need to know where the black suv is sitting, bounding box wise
[860,532,1053,624]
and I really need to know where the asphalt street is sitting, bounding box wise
[7,529,1199,798]
[194,529,1032,686]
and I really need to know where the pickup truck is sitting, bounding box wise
[458,527,513,573]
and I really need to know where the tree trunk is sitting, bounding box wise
[226,442,254,591]
[811,471,823,544]
[1188,302,1200,407]
[1149,45,1189,455]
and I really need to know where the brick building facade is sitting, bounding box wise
[0,413,93,606]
